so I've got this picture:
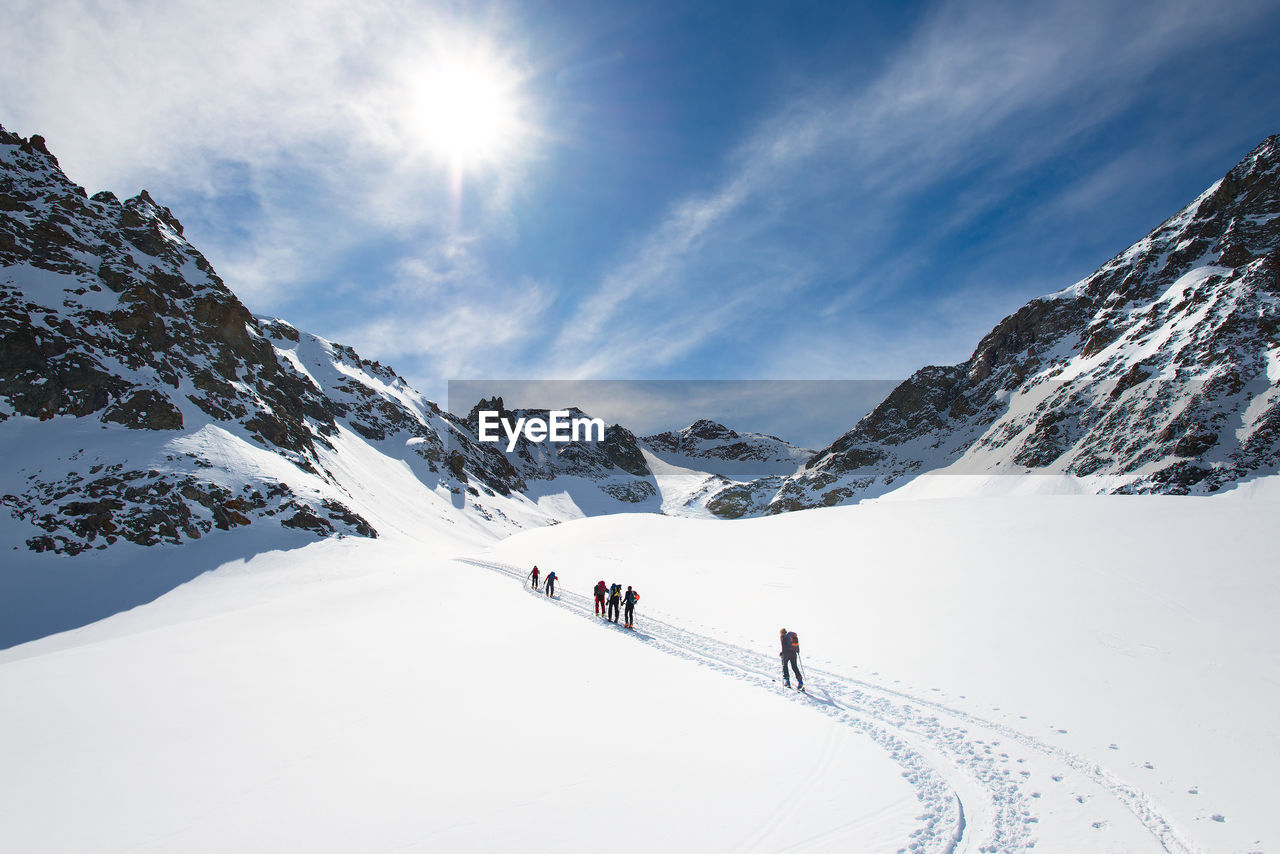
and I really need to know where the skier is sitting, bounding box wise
[607,582,623,623]
[594,580,608,616]
[780,628,803,690]
[530,565,540,590]
[544,570,558,598]
[623,585,640,629]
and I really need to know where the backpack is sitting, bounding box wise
[610,583,622,600]
[787,631,799,649]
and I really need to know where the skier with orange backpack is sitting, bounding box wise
[780,628,804,691]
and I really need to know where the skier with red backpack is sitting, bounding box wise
[530,566,540,590]
[780,628,804,691]
[594,580,608,616]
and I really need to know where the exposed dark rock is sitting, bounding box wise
[101,389,183,430]
[281,505,333,535]
[599,480,657,503]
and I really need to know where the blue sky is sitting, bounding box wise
[3,0,1280,437]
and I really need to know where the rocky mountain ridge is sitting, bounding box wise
[641,419,812,471]
[727,133,1280,513]
[3,123,1278,556]
[0,126,668,555]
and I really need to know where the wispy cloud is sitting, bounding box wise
[3,0,1272,394]
[548,0,1270,380]
[329,236,553,384]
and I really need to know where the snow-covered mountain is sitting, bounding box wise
[5,121,1280,549]
[4,124,805,578]
[715,133,1280,513]
[641,419,812,474]
[0,126,670,562]
[638,419,813,518]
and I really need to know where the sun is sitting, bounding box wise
[414,47,524,171]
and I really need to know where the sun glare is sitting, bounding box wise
[415,48,523,170]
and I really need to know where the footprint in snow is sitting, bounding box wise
[1109,743,1119,750]
[1211,814,1226,823]
[1143,761,1154,770]
[1187,787,1199,795]
[1092,821,1109,830]
[1076,794,1091,804]
[1051,775,1064,782]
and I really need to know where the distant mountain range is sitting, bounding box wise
[2,123,1277,556]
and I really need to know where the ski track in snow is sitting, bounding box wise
[461,558,1195,854]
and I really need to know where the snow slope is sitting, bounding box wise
[2,493,1275,853]
[482,495,1279,853]
[0,537,919,853]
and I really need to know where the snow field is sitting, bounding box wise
[0,536,919,853]
[482,494,1280,853]
[2,492,1275,852]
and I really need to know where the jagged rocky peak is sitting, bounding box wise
[756,131,1280,512]
[0,124,337,453]
[644,418,813,467]
[686,418,739,440]
[644,419,740,453]
[0,125,390,553]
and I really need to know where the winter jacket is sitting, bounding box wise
[781,631,799,656]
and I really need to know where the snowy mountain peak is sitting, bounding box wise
[0,123,706,563]
[643,418,812,467]
[711,132,1280,513]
